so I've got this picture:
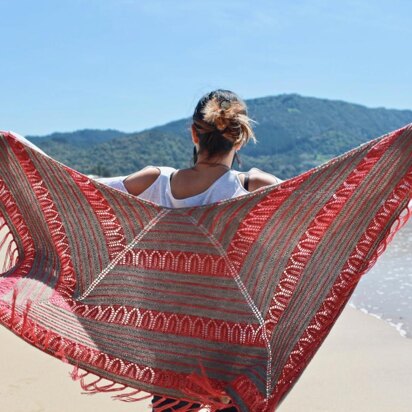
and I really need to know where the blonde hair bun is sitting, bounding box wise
[201,96,256,146]
[192,90,256,160]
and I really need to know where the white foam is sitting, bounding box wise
[389,322,407,338]
[349,304,409,339]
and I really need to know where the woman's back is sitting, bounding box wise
[101,165,282,208]
[137,166,249,208]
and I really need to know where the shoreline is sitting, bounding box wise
[0,305,411,411]
[348,302,410,339]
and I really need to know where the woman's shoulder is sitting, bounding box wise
[123,166,176,196]
[236,167,283,192]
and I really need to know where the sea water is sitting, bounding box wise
[349,217,412,339]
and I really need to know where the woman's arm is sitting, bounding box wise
[95,167,159,195]
[239,168,283,192]
[123,166,160,196]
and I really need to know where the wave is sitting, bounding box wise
[348,302,409,339]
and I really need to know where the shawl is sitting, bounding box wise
[0,125,411,412]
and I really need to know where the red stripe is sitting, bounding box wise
[119,249,230,277]
[66,299,264,346]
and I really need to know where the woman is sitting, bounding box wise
[110,89,282,205]
[104,89,283,411]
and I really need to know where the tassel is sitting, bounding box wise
[80,375,104,392]
[182,360,234,411]
[0,229,9,251]
[20,298,32,337]
[151,396,204,412]
[69,363,203,409]
[70,363,90,381]
[151,397,183,411]
[55,341,69,364]
[111,389,153,402]
[0,228,17,273]
[9,287,18,328]
[70,364,149,399]
[42,329,54,352]
[4,237,16,270]
[84,379,127,394]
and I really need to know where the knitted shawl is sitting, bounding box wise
[0,125,411,412]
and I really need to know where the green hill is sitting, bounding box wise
[28,94,412,178]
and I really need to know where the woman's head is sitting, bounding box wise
[192,89,256,160]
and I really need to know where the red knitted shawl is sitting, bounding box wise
[0,126,411,412]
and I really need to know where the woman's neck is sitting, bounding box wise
[194,152,235,170]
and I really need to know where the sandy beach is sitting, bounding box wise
[0,304,411,412]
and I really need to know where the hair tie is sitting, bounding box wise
[220,100,231,110]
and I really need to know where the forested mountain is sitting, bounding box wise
[27,94,412,178]
[28,128,127,149]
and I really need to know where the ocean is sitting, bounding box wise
[349,215,412,339]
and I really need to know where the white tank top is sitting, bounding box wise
[98,166,253,208]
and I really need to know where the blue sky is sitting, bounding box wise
[1,0,411,135]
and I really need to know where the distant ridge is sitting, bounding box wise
[28,129,127,148]
[28,94,412,177]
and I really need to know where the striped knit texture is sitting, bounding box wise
[0,125,411,412]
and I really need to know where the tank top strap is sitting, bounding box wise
[243,173,250,191]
